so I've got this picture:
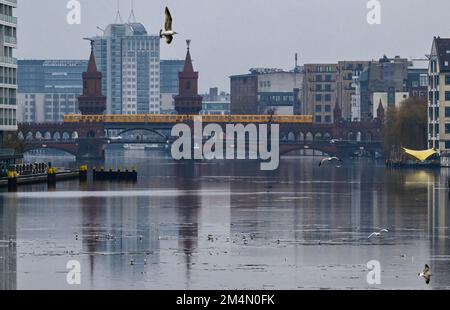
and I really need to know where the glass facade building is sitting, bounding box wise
[17,60,88,123]
[92,22,160,115]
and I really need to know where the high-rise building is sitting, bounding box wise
[17,59,87,123]
[160,59,184,114]
[91,22,160,115]
[0,0,18,145]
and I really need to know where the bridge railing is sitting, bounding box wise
[64,114,314,124]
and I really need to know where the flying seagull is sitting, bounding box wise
[318,157,343,167]
[419,264,431,285]
[368,229,389,239]
[160,7,178,44]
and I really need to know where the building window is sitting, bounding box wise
[446,107,450,118]
[325,115,331,123]
[325,105,331,112]
[445,141,450,149]
[446,75,450,85]
[315,115,322,123]
[445,92,450,101]
[315,105,322,112]
[315,94,322,101]
[446,124,450,134]
[325,94,331,102]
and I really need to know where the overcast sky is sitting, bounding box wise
[15,0,450,92]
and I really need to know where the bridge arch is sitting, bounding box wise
[53,132,61,141]
[116,128,168,141]
[23,146,77,157]
[25,132,33,141]
[44,131,52,140]
[62,132,70,140]
[347,131,356,141]
[287,132,295,141]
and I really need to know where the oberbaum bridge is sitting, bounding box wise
[16,42,383,161]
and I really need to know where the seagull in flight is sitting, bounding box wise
[368,229,389,239]
[419,264,431,285]
[160,7,178,44]
[318,157,343,167]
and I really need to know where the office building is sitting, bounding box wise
[230,68,303,115]
[17,60,87,122]
[91,22,160,115]
[0,0,18,146]
[160,59,184,114]
[201,87,230,115]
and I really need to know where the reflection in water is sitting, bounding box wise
[175,163,200,285]
[0,195,17,290]
[1,152,450,289]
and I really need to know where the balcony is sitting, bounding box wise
[0,56,17,66]
[0,0,18,8]
[3,35,17,45]
[0,13,17,26]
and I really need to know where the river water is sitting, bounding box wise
[1,149,450,290]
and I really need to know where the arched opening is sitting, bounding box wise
[71,131,79,140]
[306,132,313,142]
[314,132,323,141]
[365,132,372,142]
[44,132,52,140]
[288,132,295,141]
[280,132,287,142]
[35,131,42,140]
[324,132,331,141]
[356,131,362,142]
[62,132,70,140]
[87,131,96,138]
[26,132,33,141]
[17,132,24,140]
[53,132,61,141]
[347,132,355,141]
[298,132,305,142]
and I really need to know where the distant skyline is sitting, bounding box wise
[16,0,450,92]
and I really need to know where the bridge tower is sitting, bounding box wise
[78,41,106,115]
[76,41,106,159]
[174,40,203,115]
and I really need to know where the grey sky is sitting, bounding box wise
[16,0,450,92]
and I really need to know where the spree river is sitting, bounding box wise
[1,149,450,290]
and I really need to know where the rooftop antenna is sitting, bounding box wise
[128,0,136,23]
[115,0,123,24]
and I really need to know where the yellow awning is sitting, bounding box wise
[402,148,437,162]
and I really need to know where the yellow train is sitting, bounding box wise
[64,114,313,124]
